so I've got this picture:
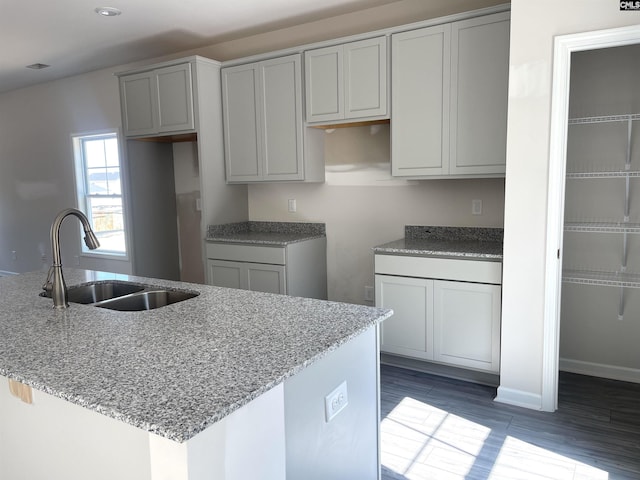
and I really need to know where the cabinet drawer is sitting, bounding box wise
[375,254,501,284]
[206,243,286,265]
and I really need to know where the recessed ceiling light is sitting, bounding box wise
[26,63,50,70]
[95,6,122,17]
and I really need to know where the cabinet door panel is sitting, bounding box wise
[261,55,304,180]
[222,65,262,181]
[208,259,243,289]
[391,25,450,176]
[208,259,286,294]
[433,280,501,372]
[247,264,286,294]
[450,13,509,175]
[344,37,387,119]
[120,72,158,136]
[156,63,195,133]
[376,275,433,359]
[305,46,343,122]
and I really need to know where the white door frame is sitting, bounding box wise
[543,25,640,411]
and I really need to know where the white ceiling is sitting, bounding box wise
[0,0,399,94]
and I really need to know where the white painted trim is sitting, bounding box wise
[542,34,571,414]
[560,358,640,384]
[494,386,542,411]
[544,24,640,412]
[0,270,18,277]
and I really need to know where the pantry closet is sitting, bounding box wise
[561,43,640,383]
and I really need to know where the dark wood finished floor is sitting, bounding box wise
[380,365,640,480]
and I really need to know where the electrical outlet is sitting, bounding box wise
[11,251,17,261]
[364,286,374,302]
[288,199,297,213]
[472,199,483,215]
[324,381,348,422]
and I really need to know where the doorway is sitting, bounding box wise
[544,25,640,411]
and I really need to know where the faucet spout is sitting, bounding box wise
[44,208,101,308]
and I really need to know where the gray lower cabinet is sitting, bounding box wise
[208,259,286,294]
[206,238,327,299]
[375,254,502,373]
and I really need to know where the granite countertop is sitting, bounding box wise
[374,226,504,260]
[206,221,326,246]
[0,269,391,443]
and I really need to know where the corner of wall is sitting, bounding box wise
[494,386,542,411]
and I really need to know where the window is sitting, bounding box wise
[72,132,127,256]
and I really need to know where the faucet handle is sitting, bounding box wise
[42,265,54,293]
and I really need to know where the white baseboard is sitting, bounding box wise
[0,270,18,277]
[560,358,640,384]
[494,386,542,410]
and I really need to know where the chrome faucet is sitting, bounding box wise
[43,208,100,308]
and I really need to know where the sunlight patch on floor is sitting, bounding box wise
[489,436,609,480]
[381,396,609,480]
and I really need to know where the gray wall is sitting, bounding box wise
[0,70,132,276]
[127,140,180,281]
[249,125,505,305]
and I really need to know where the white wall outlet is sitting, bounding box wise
[11,251,17,261]
[288,199,297,213]
[364,286,374,302]
[472,199,483,215]
[324,381,348,422]
[74,255,80,266]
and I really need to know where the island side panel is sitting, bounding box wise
[0,376,152,480]
[284,326,380,479]
[178,382,286,480]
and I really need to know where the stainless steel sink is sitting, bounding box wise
[40,280,199,311]
[94,290,199,311]
[66,281,145,304]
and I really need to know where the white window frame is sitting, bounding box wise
[71,129,130,261]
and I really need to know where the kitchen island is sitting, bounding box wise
[0,269,392,480]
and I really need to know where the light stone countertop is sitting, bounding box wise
[0,269,391,443]
[206,221,326,246]
[373,226,504,261]
[374,238,504,260]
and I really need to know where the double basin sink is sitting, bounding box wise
[42,280,199,311]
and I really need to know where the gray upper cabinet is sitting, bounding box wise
[221,63,262,181]
[222,54,324,183]
[119,62,195,137]
[392,11,510,178]
[449,13,510,175]
[305,36,388,124]
[392,24,451,177]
